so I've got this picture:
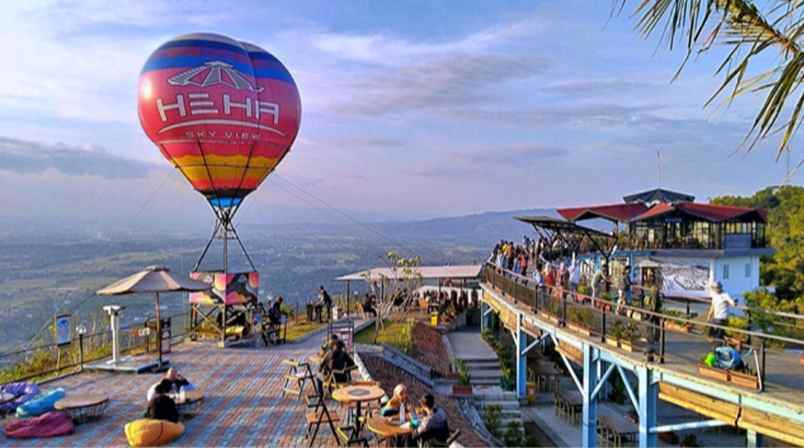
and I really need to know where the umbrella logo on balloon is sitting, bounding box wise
[167,61,265,92]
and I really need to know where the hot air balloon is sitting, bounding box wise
[138,33,301,346]
[138,33,301,272]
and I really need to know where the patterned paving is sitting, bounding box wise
[1,333,327,447]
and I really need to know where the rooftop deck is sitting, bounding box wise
[1,335,324,447]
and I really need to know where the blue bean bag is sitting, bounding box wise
[16,389,65,418]
[0,382,41,413]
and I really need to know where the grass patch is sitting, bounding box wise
[285,318,326,342]
[354,319,414,354]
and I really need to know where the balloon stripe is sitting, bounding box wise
[142,56,295,83]
[162,144,288,159]
[172,155,279,169]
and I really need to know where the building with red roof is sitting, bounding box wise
[546,188,772,300]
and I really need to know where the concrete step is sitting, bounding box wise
[469,369,502,378]
[463,357,498,363]
[465,363,501,371]
[498,417,524,428]
[477,400,520,410]
[470,378,501,385]
[474,390,518,401]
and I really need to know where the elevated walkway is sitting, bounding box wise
[479,264,804,447]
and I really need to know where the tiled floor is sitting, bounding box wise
[1,333,328,447]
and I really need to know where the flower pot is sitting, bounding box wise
[666,321,691,333]
[605,336,619,349]
[619,339,638,353]
[452,384,473,397]
[697,364,729,382]
[729,371,759,390]
[567,322,592,337]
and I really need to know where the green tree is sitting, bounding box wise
[711,185,804,300]
[620,0,804,158]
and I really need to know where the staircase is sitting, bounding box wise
[463,357,502,387]
[474,389,524,429]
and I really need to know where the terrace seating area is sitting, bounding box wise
[0,337,325,446]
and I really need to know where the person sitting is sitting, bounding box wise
[363,294,377,317]
[318,340,356,392]
[147,368,190,402]
[380,384,408,417]
[414,394,449,445]
[145,382,179,423]
[320,334,339,356]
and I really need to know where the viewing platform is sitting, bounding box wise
[479,264,804,447]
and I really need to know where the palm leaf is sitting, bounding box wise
[621,0,804,156]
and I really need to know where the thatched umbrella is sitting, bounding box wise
[97,266,210,367]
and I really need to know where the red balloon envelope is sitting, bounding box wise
[138,33,301,208]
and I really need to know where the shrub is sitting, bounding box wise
[502,421,525,447]
[483,404,502,438]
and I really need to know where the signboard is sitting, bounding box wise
[189,271,259,305]
[638,258,710,300]
[54,314,71,346]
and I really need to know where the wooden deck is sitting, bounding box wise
[483,285,804,418]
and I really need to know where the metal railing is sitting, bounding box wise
[482,263,804,393]
[0,312,190,384]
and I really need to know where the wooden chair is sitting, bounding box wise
[305,392,342,448]
[282,359,315,400]
[419,429,460,447]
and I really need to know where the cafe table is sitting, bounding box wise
[367,415,416,446]
[332,384,385,444]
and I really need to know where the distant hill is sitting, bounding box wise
[370,208,559,246]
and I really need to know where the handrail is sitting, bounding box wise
[482,263,804,348]
[0,312,188,360]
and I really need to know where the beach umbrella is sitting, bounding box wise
[97,266,210,366]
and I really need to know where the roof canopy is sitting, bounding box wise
[336,265,483,282]
[556,203,649,223]
[623,188,695,204]
[97,266,210,296]
[515,215,613,238]
[631,202,767,223]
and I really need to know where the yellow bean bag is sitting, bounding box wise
[124,419,184,447]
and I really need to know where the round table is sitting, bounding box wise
[332,385,385,444]
[367,416,415,444]
[54,394,109,424]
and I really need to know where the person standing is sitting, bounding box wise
[318,286,332,322]
[616,264,632,314]
[707,281,736,342]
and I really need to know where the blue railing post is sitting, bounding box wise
[582,343,598,447]
[747,430,764,448]
[637,366,658,448]
[516,315,527,399]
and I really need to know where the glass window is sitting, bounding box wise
[745,263,751,278]
[723,264,730,280]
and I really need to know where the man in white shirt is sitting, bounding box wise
[708,281,736,341]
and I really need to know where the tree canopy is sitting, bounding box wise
[711,185,804,301]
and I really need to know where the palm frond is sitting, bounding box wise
[622,0,804,156]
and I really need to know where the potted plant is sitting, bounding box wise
[452,359,473,396]
[605,321,641,352]
[566,307,594,336]
[729,370,759,389]
[663,310,692,333]
[697,354,729,382]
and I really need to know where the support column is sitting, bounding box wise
[637,366,658,448]
[582,344,598,447]
[746,430,764,448]
[516,316,527,399]
[480,302,489,332]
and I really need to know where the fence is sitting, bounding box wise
[0,312,191,384]
[482,263,804,392]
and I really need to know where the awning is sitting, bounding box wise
[335,265,483,282]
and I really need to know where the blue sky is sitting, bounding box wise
[0,0,801,232]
